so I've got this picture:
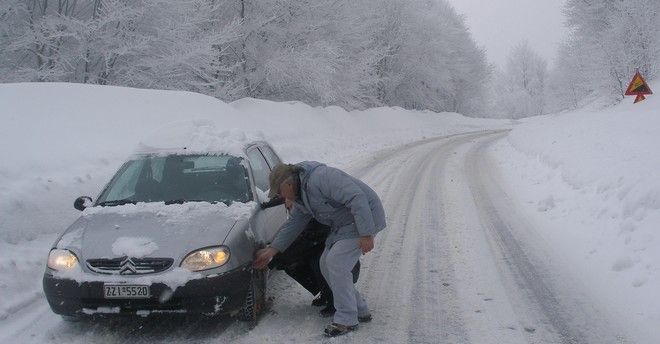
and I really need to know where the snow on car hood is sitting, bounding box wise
[58,201,256,262]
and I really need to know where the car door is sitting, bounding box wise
[246,146,285,244]
[257,144,287,234]
[258,144,282,168]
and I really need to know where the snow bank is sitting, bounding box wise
[0,82,504,243]
[0,83,232,244]
[490,86,660,342]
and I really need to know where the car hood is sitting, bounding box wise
[58,202,255,262]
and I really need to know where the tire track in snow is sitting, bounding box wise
[351,129,619,344]
[348,132,493,343]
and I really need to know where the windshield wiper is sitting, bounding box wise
[164,199,218,205]
[97,199,137,207]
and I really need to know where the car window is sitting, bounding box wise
[101,160,146,202]
[151,157,165,182]
[247,149,270,192]
[259,145,281,168]
[97,155,250,204]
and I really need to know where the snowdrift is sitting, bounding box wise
[0,82,502,244]
[491,86,660,342]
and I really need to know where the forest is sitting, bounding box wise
[1,0,658,117]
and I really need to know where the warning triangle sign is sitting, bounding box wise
[634,94,646,104]
[625,71,653,96]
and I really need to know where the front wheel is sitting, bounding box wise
[238,268,267,326]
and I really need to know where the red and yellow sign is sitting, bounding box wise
[625,71,653,104]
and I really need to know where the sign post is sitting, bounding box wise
[625,71,653,104]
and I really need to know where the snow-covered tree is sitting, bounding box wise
[0,0,491,115]
[367,0,490,114]
[490,41,547,118]
[547,40,592,111]
[0,0,240,97]
[115,0,241,97]
[235,0,388,108]
[549,0,660,109]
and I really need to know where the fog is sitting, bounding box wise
[448,0,567,67]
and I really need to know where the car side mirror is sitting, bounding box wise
[74,196,93,211]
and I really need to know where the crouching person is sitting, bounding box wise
[261,197,361,316]
[254,162,386,337]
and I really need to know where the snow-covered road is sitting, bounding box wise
[0,130,632,343]
[346,130,627,344]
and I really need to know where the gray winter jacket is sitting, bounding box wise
[269,161,386,252]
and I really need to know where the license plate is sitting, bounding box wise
[104,284,150,299]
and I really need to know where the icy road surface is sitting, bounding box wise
[0,131,631,344]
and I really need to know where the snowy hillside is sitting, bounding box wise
[489,87,660,342]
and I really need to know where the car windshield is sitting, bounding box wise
[96,154,251,205]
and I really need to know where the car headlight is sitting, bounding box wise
[47,249,79,270]
[180,246,230,271]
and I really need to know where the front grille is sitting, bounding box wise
[86,257,173,275]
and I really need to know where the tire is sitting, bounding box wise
[238,268,267,326]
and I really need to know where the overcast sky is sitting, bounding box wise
[447,0,568,69]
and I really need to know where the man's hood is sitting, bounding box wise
[296,161,326,187]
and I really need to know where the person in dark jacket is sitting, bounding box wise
[254,162,386,337]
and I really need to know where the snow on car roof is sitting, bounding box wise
[134,119,266,157]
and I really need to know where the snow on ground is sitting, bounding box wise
[0,82,507,323]
[488,87,660,343]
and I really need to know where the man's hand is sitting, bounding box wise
[359,235,374,254]
[253,247,279,270]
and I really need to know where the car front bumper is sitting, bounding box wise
[43,265,252,317]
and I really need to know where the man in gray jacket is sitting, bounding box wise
[254,161,386,337]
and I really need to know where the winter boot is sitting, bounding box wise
[324,323,357,337]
